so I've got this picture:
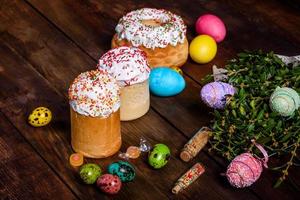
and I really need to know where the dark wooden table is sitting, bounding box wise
[1,0,300,199]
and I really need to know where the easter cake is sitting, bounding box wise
[68,69,121,158]
[111,8,188,68]
[98,46,150,121]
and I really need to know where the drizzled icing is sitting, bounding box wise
[68,69,120,117]
[115,8,187,49]
[98,46,150,87]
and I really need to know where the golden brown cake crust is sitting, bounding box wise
[111,34,188,68]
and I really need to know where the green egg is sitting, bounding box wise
[148,144,171,169]
[79,163,102,184]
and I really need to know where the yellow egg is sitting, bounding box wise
[170,67,183,75]
[189,35,217,64]
[28,107,52,127]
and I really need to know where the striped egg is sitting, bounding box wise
[269,87,300,117]
[200,82,235,109]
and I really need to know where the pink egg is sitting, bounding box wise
[97,174,122,195]
[195,14,226,42]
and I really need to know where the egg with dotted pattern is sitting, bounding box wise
[28,107,52,127]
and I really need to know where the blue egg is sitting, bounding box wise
[149,67,185,97]
[107,161,135,182]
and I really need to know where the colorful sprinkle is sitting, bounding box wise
[68,69,120,117]
[98,47,150,87]
[115,8,186,49]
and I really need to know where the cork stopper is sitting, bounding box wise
[180,151,191,162]
[172,185,181,194]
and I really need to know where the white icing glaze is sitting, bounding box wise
[115,8,187,49]
[98,46,150,87]
[68,70,120,117]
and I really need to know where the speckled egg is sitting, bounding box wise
[200,82,235,109]
[107,161,135,182]
[28,107,52,127]
[79,163,102,184]
[270,87,300,117]
[149,67,185,97]
[97,174,122,194]
[148,144,171,169]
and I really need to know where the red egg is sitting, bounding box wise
[97,174,122,194]
[195,14,226,43]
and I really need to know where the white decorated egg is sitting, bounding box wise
[149,67,185,97]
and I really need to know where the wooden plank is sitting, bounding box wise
[0,41,167,200]
[23,0,300,199]
[0,39,259,200]
[0,112,77,200]
[220,0,300,45]
[0,1,258,199]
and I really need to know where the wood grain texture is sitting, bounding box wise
[23,1,300,199]
[0,0,299,199]
[0,1,258,199]
[0,112,77,200]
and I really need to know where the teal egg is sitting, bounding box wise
[107,161,135,182]
[270,87,300,117]
[79,163,102,184]
[148,144,171,169]
[149,67,185,97]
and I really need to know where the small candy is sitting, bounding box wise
[97,174,122,195]
[79,163,102,184]
[69,153,84,167]
[107,161,135,182]
[139,137,152,152]
[200,82,235,109]
[148,144,171,169]
[119,137,151,159]
[269,87,300,117]
[171,67,183,75]
[126,146,141,159]
[28,107,52,127]
[226,140,268,188]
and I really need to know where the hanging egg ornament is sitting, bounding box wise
[107,161,135,182]
[28,107,52,127]
[269,87,300,117]
[189,35,217,64]
[226,140,268,188]
[97,174,122,194]
[195,14,226,42]
[200,82,235,109]
[79,163,102,184]
[148,144,171,169]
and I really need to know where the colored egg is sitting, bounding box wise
[107,161,135,182]
[149,67,185,97]
[28,107,52,127]
[196,14,226,42]
[79,163,102,184]
[97,174,122,194]
[170,66,183,75]
[148,144,171,169]
[269,87,300,117]
[189,35,217,64]
[201,82,235,109]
